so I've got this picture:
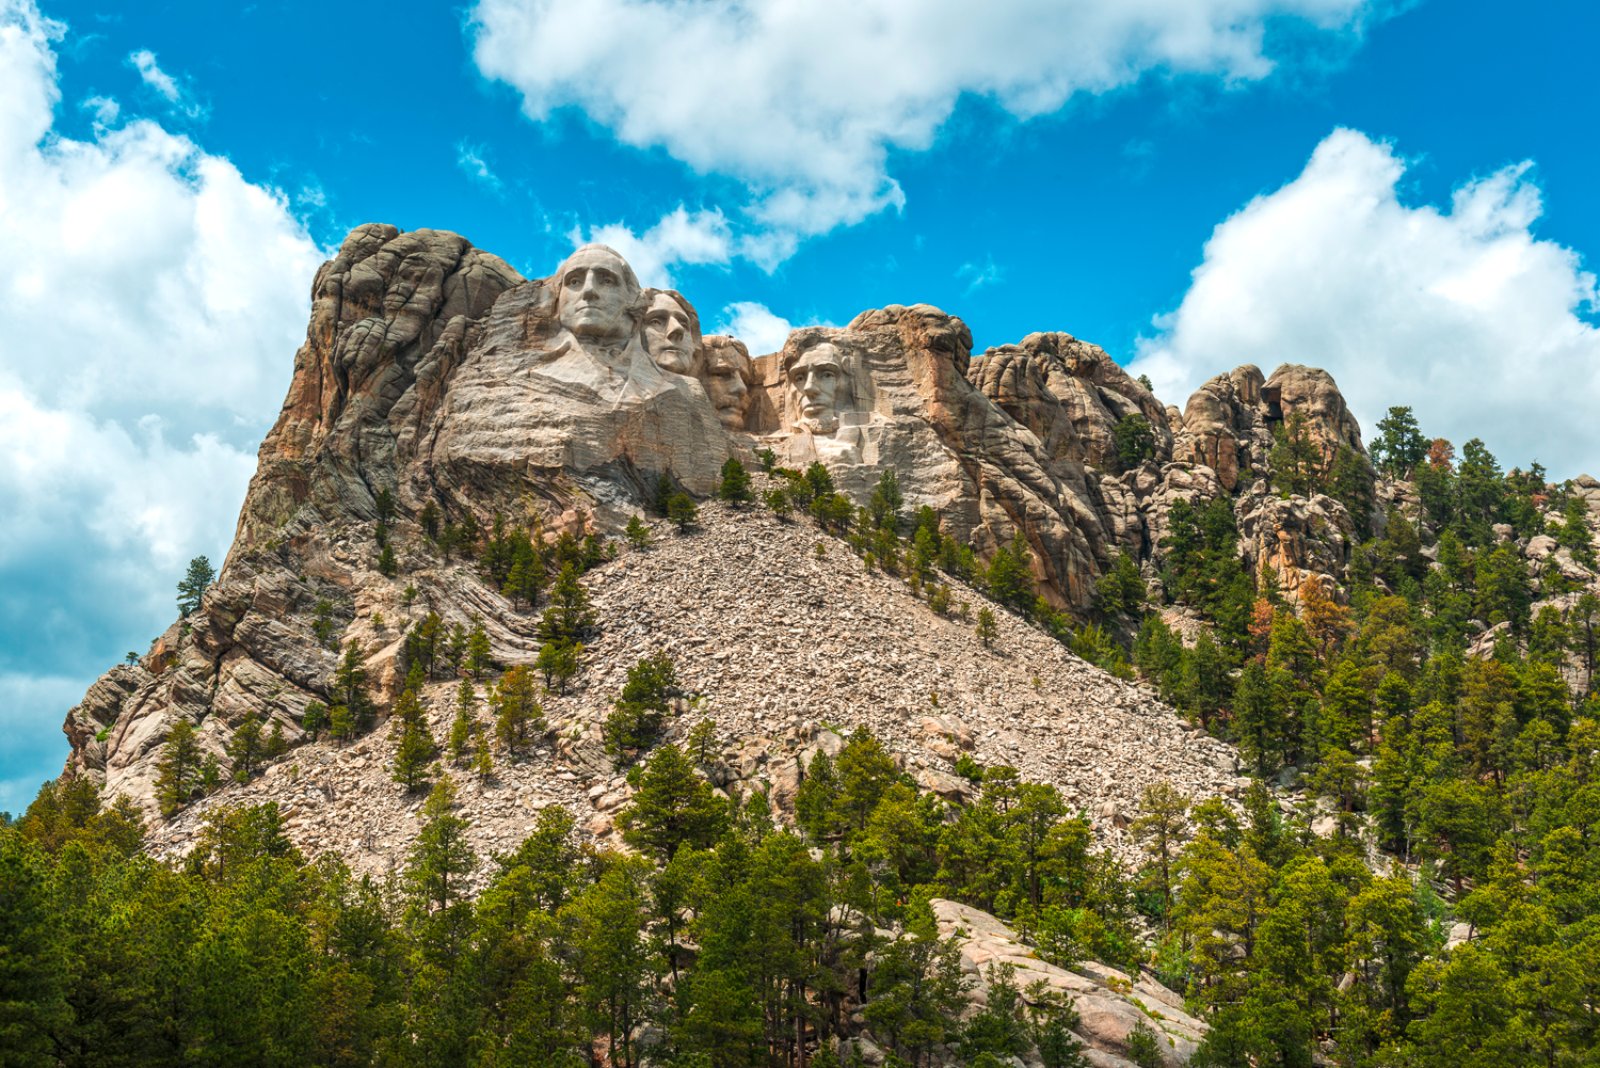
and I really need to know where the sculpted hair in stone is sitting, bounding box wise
[643,289,702,344]
[781,329,865,432]
[529,243,646,347]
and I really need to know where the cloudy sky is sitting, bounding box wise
[2,0,1598,810]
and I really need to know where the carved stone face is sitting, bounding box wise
[703,343,752,429]
[788,342,844,434]
[642,292,697,374]
[555,246,639,343]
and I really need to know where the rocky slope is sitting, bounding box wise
[142,499,1242,874]
[64,222,1348,829]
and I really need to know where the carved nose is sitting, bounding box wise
[802,374,820,396]
[667,320,684,342]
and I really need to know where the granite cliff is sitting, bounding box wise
[60,224,1384,824]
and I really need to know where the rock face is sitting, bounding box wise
[971,332,1173,472]
[58,223,1368,836]
[748,307,1130,610]
[932,899,1205,1066]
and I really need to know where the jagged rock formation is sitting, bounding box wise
[61,224,1372,833]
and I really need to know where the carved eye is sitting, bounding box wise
[595,269,618,286]
[564,270,584,288]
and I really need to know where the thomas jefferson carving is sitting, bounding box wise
[641,290,700,375]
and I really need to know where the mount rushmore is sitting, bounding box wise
[62,223,1369,822]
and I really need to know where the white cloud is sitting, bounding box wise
[1131,128,1600,475]
[0,0,323,796]
[128,48,203,119]
[958,257,1004,294]
[81,93,117,127]
[711,301,808,356]
[456,140,502,191]
[575,205,733,288]
[471,0,1379,263]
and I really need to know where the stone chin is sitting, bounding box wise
[653,347,696,375]
[799,413,839,435]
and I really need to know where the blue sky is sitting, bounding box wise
[3,0,1599,812]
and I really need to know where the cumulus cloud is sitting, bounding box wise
[575,206,733,288]
[711,301,821,356]
[471,0,1380,264]
[0,0,323,806]
[1130,128,1600,475]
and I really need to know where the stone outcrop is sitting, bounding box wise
[933,899,1205,1066]
[748,306,1131,610]
[58,223,1368,838]
[971,332,1172,471]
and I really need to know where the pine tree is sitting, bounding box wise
[868,469,904,531]
[331,641,376,733]
[686,717,717,767]
[616,743,728,861]
[1371,405,1428,478]
[976,607,999,648]
[1095,553,1145,619]
[716,457,752,504]
[1112,414,1157,472]
[1268,411,1322,497]
[0,832,70,1061]
[795,749,841,842]
[471,722,494,784]
[535,639,582,694]
[624,515,651,549]
[1131,781,1189,925]
[492,665,544,759]
[666,490,699,531]
[464,619,493,679]
[603,653,678,760]
[539,564,596,646]
[985,535,1035,615]
[763,486,794,520]
[328,702,356,743]
[391,686,436,793]
[264,720,287,759]
[406,774,477,918]
[311,598,339,649]
[176,555,216,617]
[447,678,476,765]
[301,700,328,739]
[226,714,265,782]
[155,719,203,816]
